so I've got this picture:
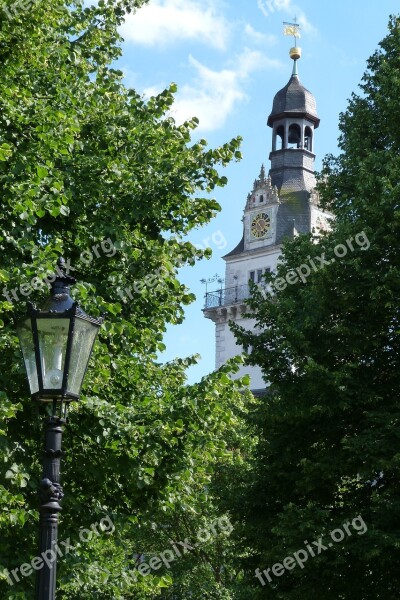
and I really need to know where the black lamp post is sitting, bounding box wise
[15,258,103,600]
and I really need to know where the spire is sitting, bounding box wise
[284,18,301,77]
[251,164,267,193]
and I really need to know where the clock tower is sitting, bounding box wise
[203,48,331,394]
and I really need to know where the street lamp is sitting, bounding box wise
[15,258,103,600]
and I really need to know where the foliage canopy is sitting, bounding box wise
[0,1,248,598]
[232,15,400,599]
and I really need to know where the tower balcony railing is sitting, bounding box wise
[204,284,251,309]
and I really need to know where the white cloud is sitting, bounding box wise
[244,24,277,45]
[120,65,140,90]
[296,13,317,36]
[234,47,280,76]
[121,0,230,50]
[159,49,282,132]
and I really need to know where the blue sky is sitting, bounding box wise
[116,0,400,383]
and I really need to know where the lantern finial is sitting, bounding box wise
[41,258,76,313]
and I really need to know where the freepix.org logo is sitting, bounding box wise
[2,239,117,305]
[5,515,115,586]
[270,231,371,292]
[255,515,368,586]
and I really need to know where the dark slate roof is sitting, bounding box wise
[251,388,269,398]
[267,74,319,127]
[270,164,316,195]
[275,190,311,244]
[223,235,244,259]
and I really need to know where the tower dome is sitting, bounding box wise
[267,70,319,127]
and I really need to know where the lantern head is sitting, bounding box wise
[16,258,103,402]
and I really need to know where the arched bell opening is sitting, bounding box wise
[304,126,313,151]
[288,123,301,149]
[274,125,285,150]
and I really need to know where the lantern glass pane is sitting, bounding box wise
[37,318,70,390]
[16,319,39,395]
[68,318,99,396]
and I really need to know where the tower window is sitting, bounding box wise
[288,123,301,149]
[259,195,264,203]
[304,126,313,151]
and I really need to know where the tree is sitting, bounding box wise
[232,15,400,599]
[0,1,248,598]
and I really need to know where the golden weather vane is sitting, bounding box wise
[283,16,301,45]
[283,16,301,66]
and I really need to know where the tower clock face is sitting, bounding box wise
[251,212,271,239]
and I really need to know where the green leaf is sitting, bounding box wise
[37,165,49,178]
[60,205,70,216]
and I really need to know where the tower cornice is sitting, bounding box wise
[268,110,320,128]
